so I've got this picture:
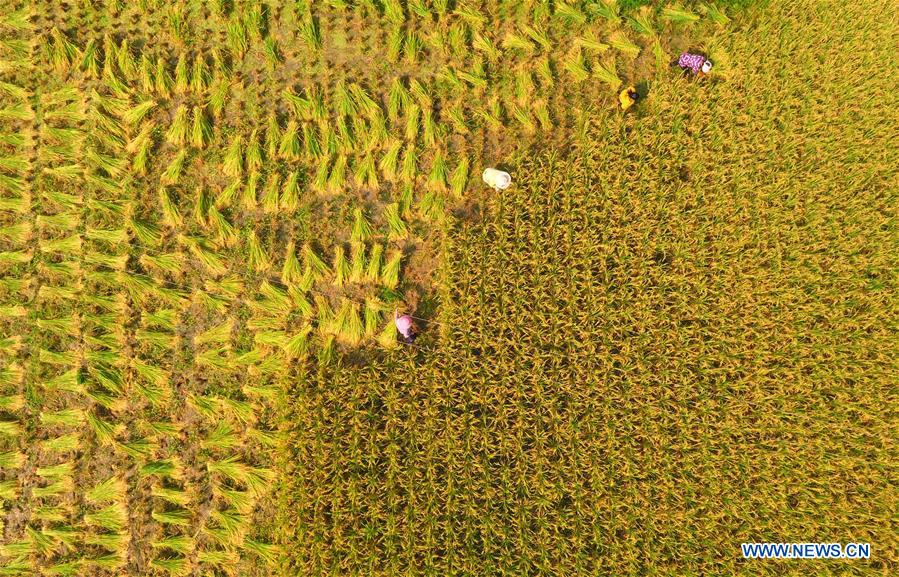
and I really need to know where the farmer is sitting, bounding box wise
[677,52,713,76]
[619,85,639,111]
[394,312,416,345]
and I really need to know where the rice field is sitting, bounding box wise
[1,0,897,576]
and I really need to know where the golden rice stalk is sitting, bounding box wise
[563,48,590,83]
[608,30,640,58]
[190,106,212,149]
[262,172,280,214]
[332,245,349,287]
[246,229,271,272]
[381,250,402,289]
[281,170,301,212]
[593,58,622,89]
[349,242,366,284]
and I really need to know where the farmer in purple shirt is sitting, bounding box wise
[677,52,713,76]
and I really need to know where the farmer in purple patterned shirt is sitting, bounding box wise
[677,52,713,76]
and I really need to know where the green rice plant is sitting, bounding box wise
[594,57,622,89]
[295,124,317,159]
[608,30,640,58]
[662,5,700,24]
[190,106,212,149]
[563,48,590,83]
[181,234,228,276]
[381,250,402,289]
[262,172,280,214]
[166,106,189,146]
[246,229,271,272]
[84,503,128,532]
[86,149,126,177]
[27,526,57,556]
[281,170,301,212]
[376,320,399,349]
[41,434,81,452]
[0,419,21,438]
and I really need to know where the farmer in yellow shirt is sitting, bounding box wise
[619,86,639,111]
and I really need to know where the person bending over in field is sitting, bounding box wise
[676,52,713,76]
[619,85,639,111]
[394,312,417,345]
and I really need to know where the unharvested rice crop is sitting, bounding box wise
[0,0,896,576]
